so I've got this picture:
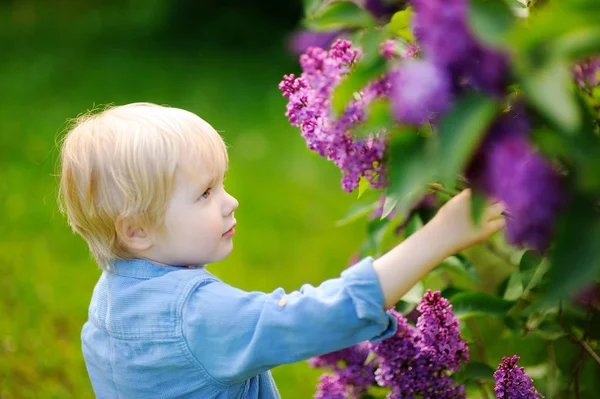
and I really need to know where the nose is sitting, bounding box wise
[223,191,239,216]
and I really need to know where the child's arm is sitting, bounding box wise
[182,189,505,385]
[373,189,505,308]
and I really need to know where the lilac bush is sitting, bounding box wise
[287,0,600,397]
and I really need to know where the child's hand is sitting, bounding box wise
[431,189,506,254]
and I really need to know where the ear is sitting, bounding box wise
[115,216,153,252]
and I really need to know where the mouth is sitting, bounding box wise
[222,223,236,237]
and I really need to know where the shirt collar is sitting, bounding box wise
[109,258,206,279]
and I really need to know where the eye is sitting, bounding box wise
[198,188,211,201]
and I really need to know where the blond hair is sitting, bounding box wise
[57,102,228,270]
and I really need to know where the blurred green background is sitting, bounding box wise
[0,0,370,397]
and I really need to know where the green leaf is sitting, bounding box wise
[388,8,415,42]
[520,60,581,133]
[387,130,434,209]
[470,188,487,227]
[304,1,376,32]
[332,31,387,115]
[535,194,600,307]
[401,280,424,304]
[551,26,600,60]
[450,292,515,320]
[519,249,546,290]
[302,0,322,17]
[363,218,390,255]
[353,98,393,138]
[336,201,377,226]
[532,319,568,340]
[357,176,370,198]
[519,250,544,272]
[405,213,423,237]
[437,93,497,186]
[467,0,515,47]
[438,255,481,283]
[455,362,496,384]
[503,272,524,300]
[381,194,399,219]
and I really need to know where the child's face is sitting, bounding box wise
[149,164,238,267]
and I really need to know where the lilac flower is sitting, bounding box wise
[493,355,544,399]
[371,309,424,398]
[410,0,508,95]
[309,342,375,398]
[371,305,467,399]
[315,374,347,399]
[390,59,451,125]
[416,290,469,372]
[288,30,343,55]
[467,111,565,252]
[411,0,472,68]
[308,342,371,370]
[573,55,600,89]
[380,40,400,60]
[280,39,389,192]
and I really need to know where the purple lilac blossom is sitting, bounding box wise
[573,55,600,89]
[466,112,565,252]
[309,342,375,398]
[315,374,347,399]
[416,290,469,372]
[493,355,544,399]
[280,39,390,192]
[380,40,400,60]
[371,305,467,399]
[390,59,451,125]
[410,0,508,95]
[288,30,343,55]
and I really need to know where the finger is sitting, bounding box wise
[484,217,506,235]
[484,201,506,220]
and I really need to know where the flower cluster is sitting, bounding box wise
[309,342,376,399]
[312,290,466,399]
[493,355,544,399]
[279,39,389,192]
[410,0,508,95]
[371,291,468,399]
[573,55,600,89]
[309,290,468,399]
[415,290,469,372]
[466,111,565,252]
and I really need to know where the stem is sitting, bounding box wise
[546,340,557,399]
[477,383,491,399]
[466,319,495,397]
[427,183,458,197]
[466,319,488,364]
[580,340,600,365]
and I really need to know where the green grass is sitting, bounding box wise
[0,11,371,398]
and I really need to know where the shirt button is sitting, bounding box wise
[277,297,288,307]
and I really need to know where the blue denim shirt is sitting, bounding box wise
[81,257,397,398]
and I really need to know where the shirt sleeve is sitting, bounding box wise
[182,257,397,385]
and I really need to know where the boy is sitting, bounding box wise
[58,102,505,398]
